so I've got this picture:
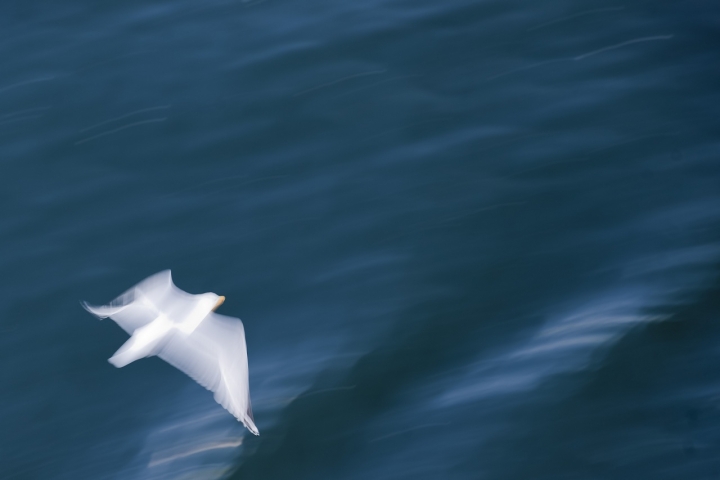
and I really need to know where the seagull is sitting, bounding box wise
[82,270,259,435]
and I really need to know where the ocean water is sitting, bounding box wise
[1,0,719,478]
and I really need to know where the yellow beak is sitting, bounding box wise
[213,296,225,311]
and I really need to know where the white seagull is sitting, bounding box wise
[82,270,259,435]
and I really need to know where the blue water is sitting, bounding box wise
[2,0,720,478]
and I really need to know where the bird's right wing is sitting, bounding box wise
[82,270,175,335]
[157,312,258,435]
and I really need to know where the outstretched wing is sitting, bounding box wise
[82,270,175,335]
[157,312,258,435]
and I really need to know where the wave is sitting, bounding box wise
[221,252,719,480]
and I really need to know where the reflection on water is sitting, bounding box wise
[119,391,243,480]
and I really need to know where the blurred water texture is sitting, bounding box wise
[1,0,719,478]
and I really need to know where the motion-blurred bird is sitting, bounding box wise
[82,270,258,435]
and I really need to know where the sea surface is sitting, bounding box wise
[1,0,719,478]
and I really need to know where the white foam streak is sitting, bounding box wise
[148,439,244,467]
[435,293,657,407]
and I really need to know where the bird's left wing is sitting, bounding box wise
[157,312,258,435]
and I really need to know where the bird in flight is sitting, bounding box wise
[82,270,259,435]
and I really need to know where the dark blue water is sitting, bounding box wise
[2,0,719,478]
